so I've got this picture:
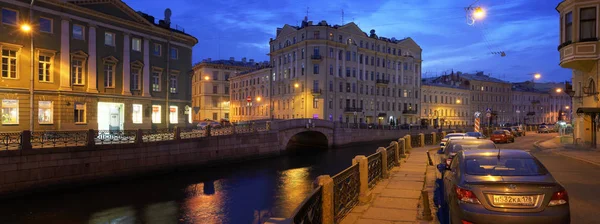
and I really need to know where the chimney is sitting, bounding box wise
[230,57,235,61]
[242,57,247,63]
[249,59,255,63]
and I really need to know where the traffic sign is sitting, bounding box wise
[246,96,252,102]
[486,108,492,113]
[486,112,491,118]
[474,111,481,118]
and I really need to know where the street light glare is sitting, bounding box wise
[566,106,570,109]
[294,83,299,88]
[473,7,486,20]
[204,76,210,80]
[556,88,562,93]
[20,24,31,32]
[256,97,261,102]
[534,73,541,79]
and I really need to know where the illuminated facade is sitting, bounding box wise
[511,82,572,125]
[229,66,272,122]
[191,58,259,122]
[0,0,197,131]
[421,83,470,128]
[269,19,422,125]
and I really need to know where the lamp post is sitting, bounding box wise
[21,2,34,132]
[516,110,521,125]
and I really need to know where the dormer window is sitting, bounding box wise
[580,7,596,41]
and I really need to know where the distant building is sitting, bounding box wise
[268,19,422,125]
[0,0,197,131]
[230,66,272,122]
[511,82,571,125]
[421,77,471,128]
[191,57,259,122]
[557,0,599,145]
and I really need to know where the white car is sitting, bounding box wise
[440,133,466,150]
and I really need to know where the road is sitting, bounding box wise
[435,132,600,224]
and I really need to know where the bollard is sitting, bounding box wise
[419,133,425,147]
[377,147,389,178]
[421,190,433,221]
[405,135,412,150]
[426,151,434,166]
[352,155,372,204]
[315,175,334,224]
[431,132,436,145]
[391,141,400,165]
[398,138,407,158]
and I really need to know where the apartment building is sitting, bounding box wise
[421,79,471,128]
[0,0,197,131]
[191,57,259,122]
[269,19,422,125]
[229,66,272,122]
[511,82,572,125]
[557,0,600,145]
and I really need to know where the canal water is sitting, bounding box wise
[0,140,393,224]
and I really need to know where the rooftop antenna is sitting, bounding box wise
[342,9,344,25]
[306,7,309,20]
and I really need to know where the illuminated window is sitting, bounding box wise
[38,55,52,82]
[1,99,18,124]
[74,102,86,123]
[1,49,18,78]
[152,70,161,91]
[152,105,161,123]
[131,38,141,51]
[169,106,178,124]
[38,101,53,124]
[132,104,142,124]
[104,32,115,46]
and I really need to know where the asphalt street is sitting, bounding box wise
[435,132,600,224]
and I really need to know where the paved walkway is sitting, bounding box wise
[340,146,436,224]
[537,137,600,166]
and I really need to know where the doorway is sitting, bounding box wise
[98,102,124,131]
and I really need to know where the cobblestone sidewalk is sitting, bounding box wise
[537,138,600,166]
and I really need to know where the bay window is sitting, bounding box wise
[580,7,596,41]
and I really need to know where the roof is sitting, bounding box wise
[576,107,600,114]
[193,59,262,69]
[462,149,533,159]
[457,72,508,84]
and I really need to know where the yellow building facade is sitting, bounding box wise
[421,84,471,128]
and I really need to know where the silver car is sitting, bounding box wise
[538,125,550,133]
[440,149,570,224]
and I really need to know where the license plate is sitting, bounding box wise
[492,195,535,206]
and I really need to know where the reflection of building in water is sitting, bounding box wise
[182,180,226,223]
[143,201,178,224]
[278,167,312,216]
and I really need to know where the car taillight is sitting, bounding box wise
[455,186,480,204]
[446,158,452,166]
[548,190,568,206]
[461,221,474,224]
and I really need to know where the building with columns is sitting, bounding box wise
[269,19,422,125]
[421,80,471,128]
[191,57,260,122]
[0,0,197,131]
[229,66,272,122]
[511,82,572,125]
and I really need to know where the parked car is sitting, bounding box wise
[511,126,524,136]
[438,138,496,169]
[491,130,515,143]
[440,133,467,150]
[466,132,486,139]
[197,121,221,130]
[502,127,518,137]
[538,125,550,133]
[439,149,570,224]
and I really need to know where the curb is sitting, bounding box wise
[534,139,600,167]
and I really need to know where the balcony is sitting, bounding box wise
[402,109,417,115]
[311,54,322,62]
[311,88,322,96]
[558,39,599,71]
[376,79,390,86]
[344,107,363,113]
[530,100,540,104]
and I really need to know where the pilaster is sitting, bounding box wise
[142,37,151,97]
[122,33,132,95]
[59,18,72,91]
[87,23,98,93]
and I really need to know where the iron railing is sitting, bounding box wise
[180,128,205,139]
[424,133,433,145]
[332,164,360,223]
[385,144,396,170]
[292,186,323,224]
[142,128,174,142]
[0,132,21,150]
[31,131,88,148]
[435,132,442,143]
[410,134,420,148]
[367,152,382,189]
[95,130,137,145]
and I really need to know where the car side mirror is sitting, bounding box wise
[437,163,449,172]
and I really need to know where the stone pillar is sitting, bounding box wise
[315,175,334,224]
[405,135,412,150]
[87,23,98,93]
[419,133,425,147]
[391,141,400,165]
[441,131,447,139]
[377,147,389,178]
[87,129,96,147]
[398,138,406,158]
[122,33,132,95]
[21,130,32,150]
[174,126,181,140]
[59,18,72,91]
[136,129,143,144]
[142,37,151,97]
[352,155,372,204]
[431,132,437,144]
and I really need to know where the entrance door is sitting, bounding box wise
[109,113,120,132]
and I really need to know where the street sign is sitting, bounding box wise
[474,111,481,118]
[486,112,491,118]
[246,96,252,102]
[486,108,492,113]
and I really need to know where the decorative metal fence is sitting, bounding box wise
[142,128,174,142]
[435,133,442,143]
[31,131,88,148]
[367,152,382,189]
[410,134,420,148]
[424,134,433,145]
[386,144,396,170]
[292,186,323,224]
[0,132,21,150]
[95,130,137,145]
[332,164,360,223]
[180,128,205,139]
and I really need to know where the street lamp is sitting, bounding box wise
[472,7,486,20]
[456,99,461,104]
[21,20,34,132]
[21,24,31,32]
[256,97,261,102]
[294,83,299,88]
[534,73,541,80]
[204,76,210,81]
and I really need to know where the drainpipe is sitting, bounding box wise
[165,32,172,129]
[29,0,35,132]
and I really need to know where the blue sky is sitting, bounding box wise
[125,0,569,82]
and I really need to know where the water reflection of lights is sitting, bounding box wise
[278,167,312,216]
[89,206,136,223]
[144,201,178,223]
[182,180,227,224]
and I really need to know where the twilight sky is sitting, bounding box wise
[124,0,569,82]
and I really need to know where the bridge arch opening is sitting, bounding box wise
[285,131,328,153]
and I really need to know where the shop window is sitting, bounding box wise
[169,106,178,124]
[1,99,18,124]
[152,105,161,123]
[132,104,142,124]
[38,101,53,124]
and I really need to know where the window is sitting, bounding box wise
[1,49,17,78]
[1,8,17,25]
[73,24,84,40]
[153,43,162,56]
[169,106,178,124]
[169,74,177,93]
[170,47,178,59]
[132,38,141,51]
[152,70,161,91]
[213,85,218,94]
[131,67,141,90]
[212,71,219,80]
[104,64,115,87]
[71,58,84,85]
[38,55,51,82]
[152,105,161,123]
[313,98,318,109]
[313,64,319,74]
[212,113,218,120]
[132,104,143,124]
[104,32,115,46]
[580,7,596,40]
[39,17,52,33]
[38,101,53,124]
[74,102,86,123]
[1,99,18,124]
